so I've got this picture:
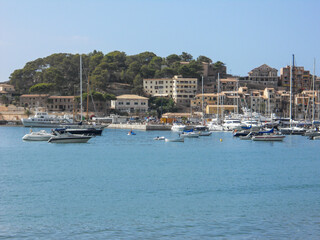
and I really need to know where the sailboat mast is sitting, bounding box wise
[312,58,315,127]
[86,75,90,120]
[80,55,83,121]
[201,75,204,122]
[290,55,293,128]
[217,73,220,121]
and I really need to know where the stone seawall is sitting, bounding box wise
[108,124,172,131]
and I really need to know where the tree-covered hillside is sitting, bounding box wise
[9,51,221,96]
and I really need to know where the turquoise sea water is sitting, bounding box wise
[0,126,320,239]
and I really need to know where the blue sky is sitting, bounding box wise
[0,0,319,82]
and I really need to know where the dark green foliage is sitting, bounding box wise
[149,97,178,117]
[178,60,203,78]
[103,93,116,101]
[75,91,115,103]
[166,54,181,65]
[9,51,220,96]
[132,74,144,95]
[180,52,193,62]
[29,83,56,94]
[213,61,225,68]
[197,55,212,63]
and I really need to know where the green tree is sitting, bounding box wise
[213,61,225,68]
[180,52,193,62]
[178,60,202,78]
[140,65,155,78]
[149,97,177,117]
[148,56,163,71]
[103,93,116,100]
[132,74,144,95]
[197,55,212,63]
[166,54,181,66]
[29,83,56,94]
[43,67,64,89]
[137,51,156,64]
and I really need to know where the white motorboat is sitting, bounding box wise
[48,129,92,143]
[180,132,199,138]
[154,136,165,140]
[280,126,306,135]
[63,123,104,136]
[165,137,184,142]
[252,134,285,141]
[304,128,319,136]
[21,111,74,128]
[238,120,262,131]
[22,130,54,141]
[198,131,212,136]
[171,123,186,132]
[309,135,320,140]
[194,125,212,136]
[222,119,242,131]
[208,122,224,131]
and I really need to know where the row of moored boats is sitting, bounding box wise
[171,117,320,141]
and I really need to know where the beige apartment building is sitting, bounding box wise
[143,78,173,97]
[248,64,278,87]
[111,94,148,113]
[191,93,220,112]
[0,84,16,102]
[47,96,75,112]
[295,90,319,120]
[280,66,312,92]
[20,94,50,108]
[172,75,197,107]
[248,88,291,116]
[143,75,197,107]
[219,78,239,92]
[0,84,15,93]
[249,88,278,115]
[20,94,76,112]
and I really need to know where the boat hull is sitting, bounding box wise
[22,134,53,141]
[48,136,91,143]
[22,121,66,128]
[181,133,199,138]
[165,138,184,142]
[252,135,285,141]
[66,128,103,136]
[199,131,212,136]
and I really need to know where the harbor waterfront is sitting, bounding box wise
[1,127,320,239]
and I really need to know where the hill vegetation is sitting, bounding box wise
[9,51,223,96]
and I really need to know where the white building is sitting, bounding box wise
[111,94,148,113]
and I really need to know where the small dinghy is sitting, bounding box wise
[165,137,184,142]
[154,136,165,140]
[198,131,212,136]
[128,130,136,135]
